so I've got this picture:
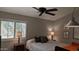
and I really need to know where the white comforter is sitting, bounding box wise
[26,39,65,51]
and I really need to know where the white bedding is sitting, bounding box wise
[26,39,65,51]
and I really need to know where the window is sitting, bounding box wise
[74,27,79,40]
[1,21,26,39]
[16,22,26,37]
[1,21,14,39]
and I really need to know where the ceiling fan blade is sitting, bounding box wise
[39,12,44,16]
[46,12,55,16]
[47,8,58,12]
[33,7,39,11]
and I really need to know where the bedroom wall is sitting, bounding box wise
[1,8,79,50]
[70,8,79,43]
[52,14,72,43]
[53,8,79,44]
[0,11,55,39]
[0,11,54,50]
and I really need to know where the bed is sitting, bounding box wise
[26,39,66,51]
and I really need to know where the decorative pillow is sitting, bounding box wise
[35,36,41,42]
[35,36,48,43]
[39,36,48,43]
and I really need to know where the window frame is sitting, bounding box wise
[0,19,27,40]
[1,21,15,39]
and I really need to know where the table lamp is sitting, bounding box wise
[16,32,22,44]
[50,31,54,40]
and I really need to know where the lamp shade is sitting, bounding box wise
[16,31,22,38]
[16,31,22,44]
[50,32,54,35]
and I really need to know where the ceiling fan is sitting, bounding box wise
[33,7,58,16]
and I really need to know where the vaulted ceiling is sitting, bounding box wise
[0,7,74,21]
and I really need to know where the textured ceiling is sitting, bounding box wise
[0,7,74,21]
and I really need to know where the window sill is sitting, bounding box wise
[1,37,26,41]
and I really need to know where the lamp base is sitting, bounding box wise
[51,35,53,40]
[18,37,20,44]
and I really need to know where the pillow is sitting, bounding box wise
[35,36,48,43]
[39,36,48,43]
[35,36,41,42]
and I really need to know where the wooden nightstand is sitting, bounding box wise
[13,44,29,51]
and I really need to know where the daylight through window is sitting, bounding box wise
[1,21,26,39]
